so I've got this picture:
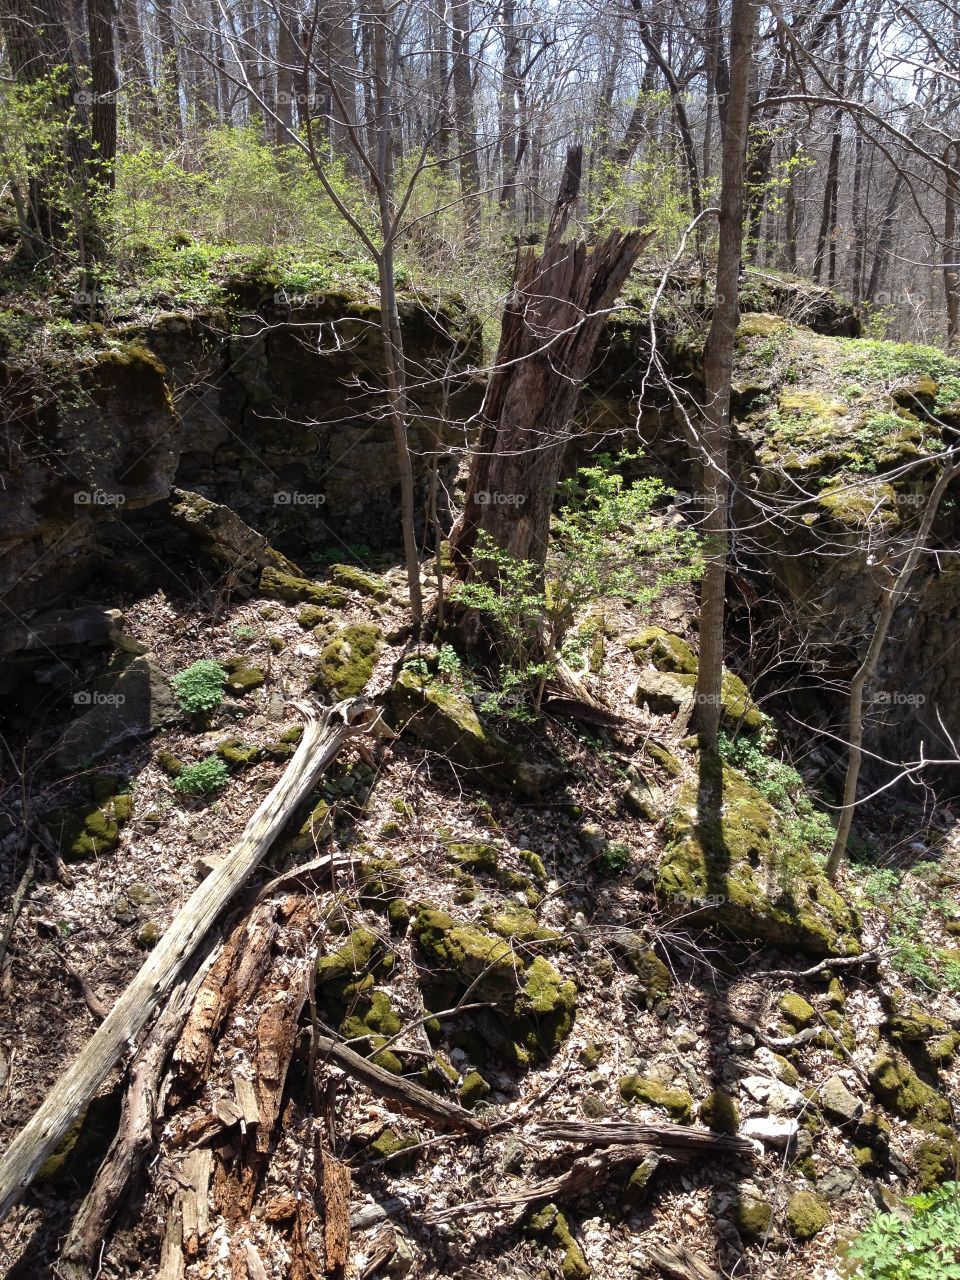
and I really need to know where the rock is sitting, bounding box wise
[459,1071,491,1107]
[740,1116,799,1148]
[912,1136,960,1189]
[44,777,134,861]
[732,1197,773,1240]
[627,628,765,731]
[223,656,266,693]
[816,1167,858,1202]
[527,1204,590,1280]
[390,668,563,799]
[868,1051,952,1127]
[699,1090,740,1134]
[627,627,699,675]
[169,488,302,581]
[657,760,860,956]
[329,563,390,600]
[314,624,384,699]
[741,1075,805,1116]
[618,1075,693,1122]
[633,668,692,716]
[136,921,161,949]
[820,1075,863,1126]
[260,566,349,608]
[623,771,667,822]
[580,1094,608,1120]
[370,1129,419,1171]
[785,1190,830,1240]
[608,935,672,1003]
[56,655,179,772]
[779,992,816,1029]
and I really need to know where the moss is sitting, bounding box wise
[459,1070,491,1107]
[738,313,788,339]
[316,928,386,987]
[314,624,384,698]
[771,1053,800,1086]
[370,1128,419,1171]
[868,1051,952,1127]
[298,605,328,628]
[618,942,672,1000]
[329,563,390,600]
[644,741,684,778]
[627,626,699,675]
[621,1158,658,1206]
[491,906,562,946]
[657,760,860,957]
[136,921,161,948]
[357,857,404,907]
[785,1190,830,1240]
[156,750,184,777]
[223,657,266,692]
[699,1089,739,1134]
[216,737,262,767]
[268,634,285,654]
[387,898,411,933]
[528,1205,590,1280]
[379,819,403,838]
[518,848,548,882]
[825,976,845,1010]
[618,1075,693,1122]
[579,1043,601,1068]
[733,1198,773,1240]
[780,992,816,1029]
[45,781,133,862]
[260,566,349,608]
[913,1136,960,1190]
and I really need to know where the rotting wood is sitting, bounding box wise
[321,1149,351,1278]
[0,697,376,1220]
[531,1119,755,1157]
[57,974,203,1279]
[313,1031,486,1133]
[645,1243,723,1280]
[64,959,110,1023]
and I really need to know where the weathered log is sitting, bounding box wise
[0,698,376,1219]
[313,1032,485,1134]
[531,1119,755,1157]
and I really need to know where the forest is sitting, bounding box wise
[1,0,960,1276]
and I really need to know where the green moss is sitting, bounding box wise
[387,898,411,933]
[314,624,383,698]
[733,1198,773,1240]
[260,566,348,608]
[370,1128,419,1171]
[868,1051,952,1127]
[825,976,845,1010]
[780,992,816,1029]
[644,741,684,778]
[657,760,860,956]
[224,656,266,692]
[518,849,548,882]
[579,1043,601,1068]
[316,928,386,987]
[216,737,262,767]
[618,1075,693,1122]
[738,313,788,339]
[136,921,161,948]
[699,1089,739,1134]
[45,783,132,861]
[627,626,698,675]
[528,1205,590,1280]
[156,749,185,777]
[913,1136,960,1189]
[785,1190,830,1240]
[329,563,390,600]
[491,906,562,946]
[298,605,327,628]
[459,1071,491,1107]
[772,1053,800,1086]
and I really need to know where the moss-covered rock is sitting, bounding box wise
[387,898,411,933]
[260,566,348,608]
[618,1075,693,1122]
[528,1204,590,1280]
[316,928,389,988]
[657,760,860,956]
[298,605,328,628]
[411,905,576,1062]
[627,627,699,675]
[609,935,672,1000]
[459,1070,491,1107]
[628,629,765,732]
[700,1089,740,1134]
[44,778,134,862]
[733,1197,773,1240]
[215,737,262,767]
[329,563,390,600]
[370,1128,419,1171]
[390,667,562,799]
[785,1190,830,1240]
[913,1136,960,1190]
[313,624,384,699]
[868,1051,952,1127]
[156,749,185,777]
[223,656,266,693]
[780,992,816,1030]
[490,906,563,946]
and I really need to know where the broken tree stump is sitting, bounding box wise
[0,698,376,1220]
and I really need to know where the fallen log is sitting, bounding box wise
[531,1120,755,1157]
[0,697,376,1220]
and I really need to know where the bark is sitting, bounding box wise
[864,169,906,304]
[155,0,183,135]
[691,0,756,748]
[0,699,376,1220]
[826,458,960,878]
[450,147,649,578]
[451,0,481,235]
[87,0,118,186]
[498,0,520,210]
[945,141,960,347]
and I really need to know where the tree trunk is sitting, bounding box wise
[691,0,756,748]
[864,170,905,304]
[450,147,649,577]
[945,141,960,347]
[451,0,481,236]
[87,0,118,187]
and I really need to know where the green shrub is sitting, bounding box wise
[171,660,228,714]
[845,1182,960,1279]
[172,756,229,796]
[598,840,632,876]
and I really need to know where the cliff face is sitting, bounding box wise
[0,284,480,624]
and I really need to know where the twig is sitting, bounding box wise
[754,950,882,981]
[64,961,110,1024]
[0,844,35,972]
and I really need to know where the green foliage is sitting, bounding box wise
[852,865,960,993]
[598,840,632,877]
[845,1183,960,1279]
[436,644,462,681]
[172,756,229,796]
[170,660,228,714]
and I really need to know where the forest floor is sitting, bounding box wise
[0,543,958,1280]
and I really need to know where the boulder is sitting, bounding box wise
[169,488,302,583]
[785,1190,830,1240]
[657,760,860,956]
[56,655,179,772]
[820,1075,864,1126]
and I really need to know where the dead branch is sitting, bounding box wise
[0,844,36,972]
[753,950,882,980]
[531,1119,755,1157]
[0,697,376,1220]
[64,960,110,1024]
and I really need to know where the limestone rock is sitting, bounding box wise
[56,655,179,772]
[820,1075,863,1126]
[169,488,302,581]
[740,1115,799,1147]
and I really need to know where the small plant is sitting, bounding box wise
[172,756,229,796]
[436,644,462,681]
[402,655,430,679]
[717,731,834,860]
[171,660,229,714]
[233,624,256,642]
[598,840,632,876]
[844,1182,960,1279]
